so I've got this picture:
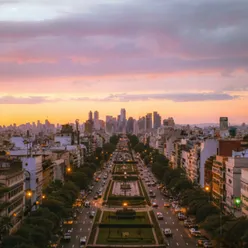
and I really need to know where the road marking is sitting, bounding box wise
[165,222,167,224]
[76,235,78,239]
[170,217,172,219]
[80,228,82,231]
[176,243,179,246]
[176,228,178,231]
[88,228,90,231]
[172,222,174,224]
[72,245,75,248]
[186,243,188,246]
[180,234,183,237]
[83,221,85,224]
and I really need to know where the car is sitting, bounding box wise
[84,201,90,208]
[79,236,87,247]
[184,220,193,227]
[191,230,201,237]
[156,212,163,220]
[150,193,156,198]
[94,195,98,200]
[197,236,210,246]
[203,242,213,248]
[152,202,158,207]
[164,202,170,207]
[178,213,187,221]
[89,211,96,218]
[149,189,153,194]
[164,228,173,237]
[73,213,77,219]
[63,232,71,241]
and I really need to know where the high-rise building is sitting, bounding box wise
[220,117,229,138]
[94,111,100,130]
[126,117,134,134]
[88,111,93,121]
[120,108,126,122]
[153,111,161,129]
[145,113,152,131]
[163,117,175,127]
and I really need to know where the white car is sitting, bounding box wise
[164,228,172,237]
[152,202,158,207]
[156,212,163,220]
[79,236,87,247]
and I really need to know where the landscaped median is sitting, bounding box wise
[93,210,156,245]
[104,179,148,207]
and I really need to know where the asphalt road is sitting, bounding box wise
[137,159,197,248]
[61,167,111,248]
[61,149,197,248]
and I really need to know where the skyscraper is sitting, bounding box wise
[88,111,93,121]
[126,117,134,134]
[94,111,100,130]
[153,111,161,129]
[145,113,152,131]
[120,108,126,122]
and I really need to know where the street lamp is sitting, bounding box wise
[26,190,32,198]
[66,167,72,173]
[123,202,128,210]
[204,186,211,203]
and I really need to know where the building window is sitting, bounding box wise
[229,179,232,184]
[228,168,231,172]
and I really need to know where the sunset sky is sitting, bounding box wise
[1,0,248,125]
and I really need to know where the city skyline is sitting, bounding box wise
[1,0,248,125]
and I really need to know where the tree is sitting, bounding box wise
[128,135,139,148]
[154,154,168,165]
[103,143,116,155]
[109,135,119,146]
[152,163,166,179]
[2,235,30,248]
[0,216,12,240]
[195,204,219,223]
[134,143,145,153]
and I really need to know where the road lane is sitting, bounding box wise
[137,161,197,248]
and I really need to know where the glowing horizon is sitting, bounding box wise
[1,0,248,125]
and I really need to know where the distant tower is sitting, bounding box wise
[94,111,100,130]
[219,117,229,138]
[88,111,93,121]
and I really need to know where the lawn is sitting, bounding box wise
[96,227,155,245]
[101,211,151,224]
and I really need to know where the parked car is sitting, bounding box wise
[164,202,170,207]
[203,242,213,248]
[197,236,210,246]
[190,229,201,237]
[184,220,193,227]
[152,202,158,207]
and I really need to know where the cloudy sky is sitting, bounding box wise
[1,0,248,125]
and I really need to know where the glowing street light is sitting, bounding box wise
[123,202,128,209]
[66,167,72,173]
[205,186,210,192]
[26,190,32,197]
[42,194,46,199]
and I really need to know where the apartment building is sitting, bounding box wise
[0,157,24,233]
[241,168,248,216]
[21,155,43,211]
[225,156,248,214]
[212,155,228,205]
